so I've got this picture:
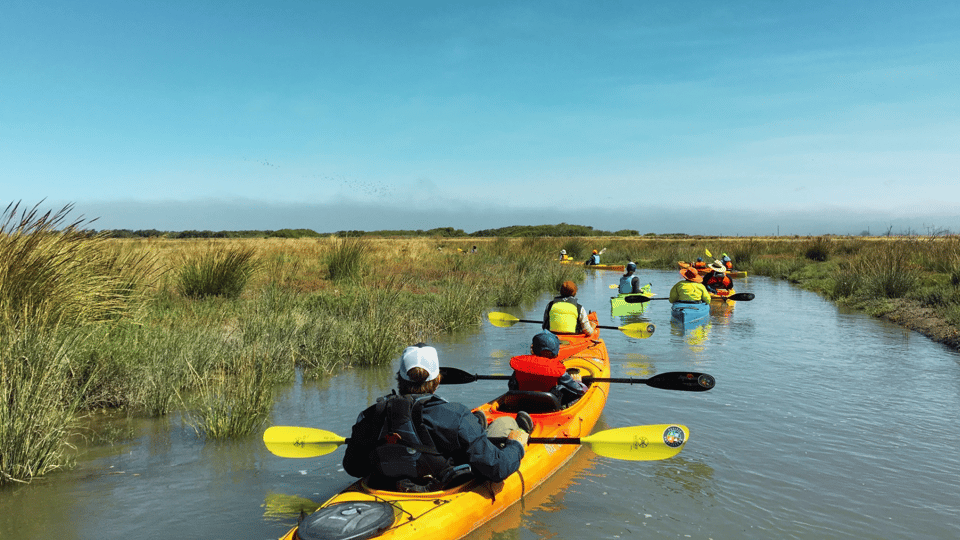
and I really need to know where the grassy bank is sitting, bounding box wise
[5,212,959,485]
[1,213,586,484]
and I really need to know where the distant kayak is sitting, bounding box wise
[678,261,747,279]
[610,284,654,317]
[560,260,626,272]
[710,288,737,306]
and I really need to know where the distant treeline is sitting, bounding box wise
[101,223,657,239]
[104,228,323,239]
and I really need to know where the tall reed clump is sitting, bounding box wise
[1,202,155,484]
[0,202,153,328]
[0,327,86,485]
[326,237,368,282]
[857,247,921,298]
[833,245,921,300]
[828,261,861,300]
[727,239,763,267]
[802,236,832,262]
[183,354,273,439]
[560,238,589,261]
[177,245,259,299]
[347,285,411,366]
[491,254,583,307]
[913,236,960,274]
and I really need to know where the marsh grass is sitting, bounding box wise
[830,263,861,299]
[177,245,258,299]
[9,218,960,484]
[856,249,920,299]
[326,237,368,282]
[560,238,589,261]
[183,354,273,439]
[802,236,832,262]
[427,283,486,333]
[1,327,84,484]
[0,202,155,328]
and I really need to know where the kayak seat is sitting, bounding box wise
[495,390,562,414]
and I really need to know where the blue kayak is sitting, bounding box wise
[671,302,710,326]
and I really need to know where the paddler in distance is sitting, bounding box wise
[585,249,600,266]
[702,260,733,295]
[542,280,596,336]
[721,252,733,271]
[619,262,644,294]
[669,267,711,305]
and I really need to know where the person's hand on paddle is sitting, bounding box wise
[507,429,529,448]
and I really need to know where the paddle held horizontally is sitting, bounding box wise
[263,424,688,461]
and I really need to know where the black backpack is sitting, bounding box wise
[362,393,467,491]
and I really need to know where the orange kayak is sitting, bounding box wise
[559,260,626,272]
[678,261,747,279]
[278,338,611,540]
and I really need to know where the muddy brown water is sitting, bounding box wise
[2,271,959,539]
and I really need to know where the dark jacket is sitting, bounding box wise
[343,393,524,485]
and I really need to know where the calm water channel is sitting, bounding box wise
[2,270,959,539]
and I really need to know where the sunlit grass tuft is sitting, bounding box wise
[177,245,258,299]
[183,355,274,439]
[326,237,367,282]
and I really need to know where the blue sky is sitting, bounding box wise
[3,1,958,235]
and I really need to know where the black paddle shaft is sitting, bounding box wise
[438,367,715,391]
[623,292,754,303]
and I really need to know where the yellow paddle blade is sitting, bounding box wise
[264,442,337,458]
[487,311,521,328]
[263,426,346,458]
[582,424,689,461]
[705,248,713,258]
[620,322,655,339]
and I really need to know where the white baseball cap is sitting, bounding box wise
[398,343,440,381]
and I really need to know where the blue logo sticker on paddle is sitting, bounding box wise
[663,425,685,448]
